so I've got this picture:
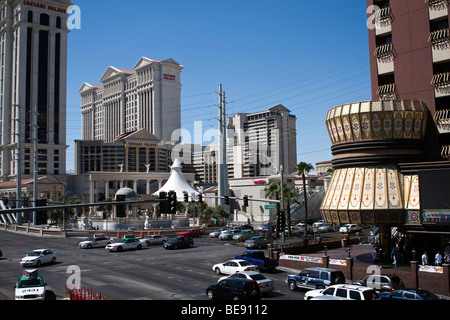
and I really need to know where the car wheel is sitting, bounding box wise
[51,257,56,264]
[173,245,178,250]
[87,244,93,249]
[117,246,123,252]
[215,267,221,275]
[36,260,41,267]
[288,280,297,291]
[206,290,215,300]
[137,244,142,250]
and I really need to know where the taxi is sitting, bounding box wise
[15,269,46,300]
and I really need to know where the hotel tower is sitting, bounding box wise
[0,0,72,181]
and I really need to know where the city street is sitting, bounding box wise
[0,230,303,301]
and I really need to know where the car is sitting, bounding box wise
[139,234,169,246]
[304,284,379,300]
[244,236,270,249]
[213,259,259,275]
[352,274,405,292]
[219,271,275,294]
[105,238,142,252]
[163,236,193,250]
[232,230,256,241]
[295,222,312,232]
[378,288,441,300]
[312,220,324,231]
[256,223,275,233]
[78,234,111,249]
[339,223,362,233]
[206,278,261,300]
[15,269,46,300]
[218,230,237,240]
[177,229,204,238]
[20,249,57,267]
[209,228,226,238]
[317,223,334,233]
[286,267,345,291]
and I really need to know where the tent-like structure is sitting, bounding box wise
[153,158,200,201]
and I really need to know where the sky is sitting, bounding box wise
[66,0,372,173]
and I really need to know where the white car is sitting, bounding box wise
[209,228,226,238]
[304,284,379,300]
[339,224,362,233]
[219,271,275,294]
[139,235,169,246]
[212,259,259,275]
[105,238,143,252]
[317,223,334,233]
[78,234,111,249]
[15,269,46,300]
[20,249,56,267]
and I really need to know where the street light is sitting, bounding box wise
[347,246,352,258]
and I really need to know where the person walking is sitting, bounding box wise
[391,246,398,268]
[444,250,450,264]
[421,251,428,265]
[435,250,443,266]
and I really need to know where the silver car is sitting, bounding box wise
[78,235,111,249]
[20,249,57,267]
[244,236,270,249]
[139,235,169,246]
[209,228,226,238]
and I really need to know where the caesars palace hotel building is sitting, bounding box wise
[0,0,71,182]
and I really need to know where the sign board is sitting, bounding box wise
[264,205,277,210]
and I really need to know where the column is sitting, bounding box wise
[146,179,150,195]
[104,180,109,199]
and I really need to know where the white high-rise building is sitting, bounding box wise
[79,57,183,143]
[0,0,72,180]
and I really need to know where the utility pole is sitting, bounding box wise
[14,103,23,225]
[32,107,39,226]
[217,84,229,208]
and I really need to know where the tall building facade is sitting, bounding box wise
[368,0,450,160]
[79,57,183,143]
[227,104,297,178]
[0,0,71,180]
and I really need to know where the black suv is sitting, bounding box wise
[286,267,345,291]
[206,278,261,300]
[163,236,193,250]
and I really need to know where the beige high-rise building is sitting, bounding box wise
[0,0,72,180]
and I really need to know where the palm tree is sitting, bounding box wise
[264,182,281,238]
[283,186,297,237]
[294,162,314,227]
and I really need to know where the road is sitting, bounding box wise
[0,230,304,300]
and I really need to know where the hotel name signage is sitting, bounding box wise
[23,1,67,13]
[126,141,157,148]
[163,74,176,81]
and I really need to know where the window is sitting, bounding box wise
[349,290,362,300]
[335,288,348,298]
[309,270,320,278]
[322,288,335,296]
[404,292,418,300]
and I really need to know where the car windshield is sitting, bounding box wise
[249,274,267,281]
[27,251,42,256]
[418,290,440,300]
[118,239,128,243]
[83,237,94,241]
[17,278,44,288]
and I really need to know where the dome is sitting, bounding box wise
[115,187,137,199]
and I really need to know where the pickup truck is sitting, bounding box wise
[234,250,278,272]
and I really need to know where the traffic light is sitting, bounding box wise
[198,193,203,203]
[116,194,126,217]
[36,199,47,207]
[63,209,69,221]
[168,191,177,215]
[277,210,286,232]
[224,196,229,205]
[243,195,249,207]
[183,192,189,203]
[3,197,8,206]
[23,197,29,207]
[159,191,168,213]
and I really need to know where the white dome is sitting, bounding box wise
[115,187,137,199]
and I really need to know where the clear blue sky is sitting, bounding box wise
[66,0,372,173]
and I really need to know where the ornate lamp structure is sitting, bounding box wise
[320,100,428,249]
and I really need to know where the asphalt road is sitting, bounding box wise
[0,230,304,301]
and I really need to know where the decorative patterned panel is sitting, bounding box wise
[387,169,402,208]
[335,117,345,143]
[382,113,392,138]
[342,116,353,141]
[361,168,375,209]
[351,114,362,140]
[349,211,361,224]
[375,168,388,209]
[338,168,354,210]
[331,169,347,210]
[372,113,382,138]
[321,171,339,210]
[389,211,402,224]
[403,112,414,139]
[330,211,340,223]
[403,175,411,209]
[361,212,374,224]
[406,210,421,225]
[339,211,349,223]
[408,175,421,210]
[393,112,403,138]
[349,167,364,210]
[375,211,387,223]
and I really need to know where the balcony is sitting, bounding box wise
[429,28,450,62]
[434,108,450,133]
[375,43,394,74]
[377,83,397,100]
[374,7,392,36]
[431,72,450,97]
[426,0,449,20]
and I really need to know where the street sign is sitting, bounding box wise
[264,205,277,210]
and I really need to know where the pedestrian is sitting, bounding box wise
[391,246,398,268]
[444,251,450,264]
[421,251,428,265]
[372,247,379,265]
[435,250,443,266]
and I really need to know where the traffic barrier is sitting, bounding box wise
[68,286,109,300]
